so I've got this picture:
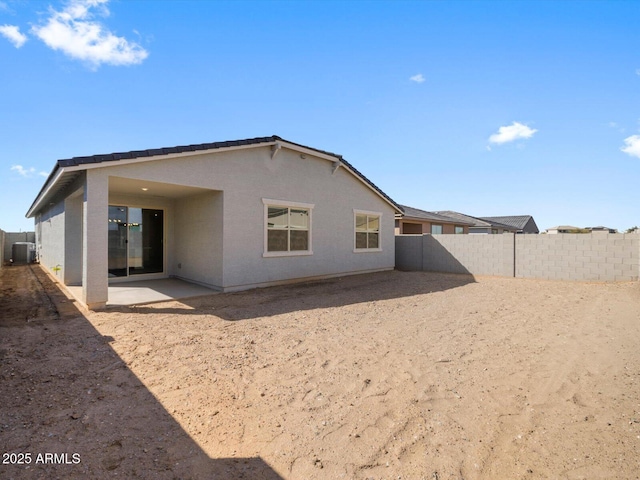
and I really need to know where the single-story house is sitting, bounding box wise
[480,215,539,234]
[587,226,618,233]
[26,136,402,309]
[433,211,519,234]
[396,205,474,234]
[545,225,585,234]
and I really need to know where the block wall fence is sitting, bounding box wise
[2,231,35,265]
[0,229,5,267]
[396,233,640,282]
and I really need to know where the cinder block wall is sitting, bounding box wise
[395,233,640,281]
[395,235,423,271]
[422,233,515,276]
[2,231,36,264]
[516,233,640,281]
[0,229,5,267]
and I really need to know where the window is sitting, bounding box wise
[491,228,498,234]
[455,226,464,234]
[402,222,422,234]
[263,199,314,256]
[354,210,381,251]
[431,224,443,235]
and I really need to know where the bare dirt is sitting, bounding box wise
[1,264,639,479]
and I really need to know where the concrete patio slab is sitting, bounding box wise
[106,279,218,306]
[66,278,218,307]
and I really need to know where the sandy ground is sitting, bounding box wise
[1,264,639,480]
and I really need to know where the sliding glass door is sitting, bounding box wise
[108,206,163,278]
[108,206,128,277]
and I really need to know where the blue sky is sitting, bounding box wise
[1,0,638,232]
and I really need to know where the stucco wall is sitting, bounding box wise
[174,191,223,288]
[34,175,85,285]
[396,233,640,281]
[220,149,396,290]
[79,144,395,291]
[64,193,83,285]
[36,200,66,280]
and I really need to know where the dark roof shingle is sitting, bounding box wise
[481,215,539,233]
[434,211,518,230]
[399,205,475,225]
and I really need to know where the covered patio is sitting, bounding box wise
[59,173,222,309]
[66,277,217,307]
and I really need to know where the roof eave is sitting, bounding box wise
[27,136,403,216]
[26,165,64,218]
[399,214,474,225]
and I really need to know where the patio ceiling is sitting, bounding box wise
[109,176,214,199]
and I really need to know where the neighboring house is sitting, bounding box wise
[433,211,518,234]
[480,215,539,234]
[396,205,473,234]
[26,136,402,309]
[546,225,586,234]
[587,226,618,233]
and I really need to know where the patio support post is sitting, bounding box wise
[82,171,109,309]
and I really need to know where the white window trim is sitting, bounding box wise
[262,198,314,257]
[353,209,382,253]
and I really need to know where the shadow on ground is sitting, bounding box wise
[117,270,476,321]
[0,265,283,479]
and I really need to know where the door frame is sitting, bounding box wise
[108,204,167,283]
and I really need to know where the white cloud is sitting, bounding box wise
[410,73,425,83]
[636,68,640,76]
[11,165,48,178]
[607,121,626,133]
[621,135,640,159]
[0,24,27,48]
[11,165,35,177]
[32,0,148,69]
[488,121,538,145]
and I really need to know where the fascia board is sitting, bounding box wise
[29,139,402,216]
[60,141,335,174]
[26,167,65,218]
[276,141,343,163]
[334,162,403,214]
[62,141,273,173]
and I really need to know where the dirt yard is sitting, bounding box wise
[1,265,639,479]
